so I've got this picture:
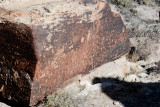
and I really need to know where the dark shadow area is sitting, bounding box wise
[93,77,160,107]
[0,21,37,106]
[0,21,37,78]
[0,94,29,107]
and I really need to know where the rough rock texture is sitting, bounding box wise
[0,0,129,106]
[0,22,34,105]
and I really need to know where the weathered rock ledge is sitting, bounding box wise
[0,0,129,106]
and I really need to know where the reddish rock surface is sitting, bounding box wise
[0,0,129,106]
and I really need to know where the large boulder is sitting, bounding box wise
[0,0,129,106]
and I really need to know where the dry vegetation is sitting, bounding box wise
[43,90,75,107]
[111,0,157,7]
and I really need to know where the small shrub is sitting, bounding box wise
[135,0,155,5]
[111,0,132,7]
[142,0,154,5]
[44,90,75,107]
[119,0,132,7]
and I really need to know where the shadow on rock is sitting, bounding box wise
[0,95,29,107]
[92,77,160,107]
[0,21,37,106]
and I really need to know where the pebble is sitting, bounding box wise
[124,74,139,82]
[137,72,148,78]
[113,101,120,105]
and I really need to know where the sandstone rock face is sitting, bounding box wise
[0,0,129,106]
